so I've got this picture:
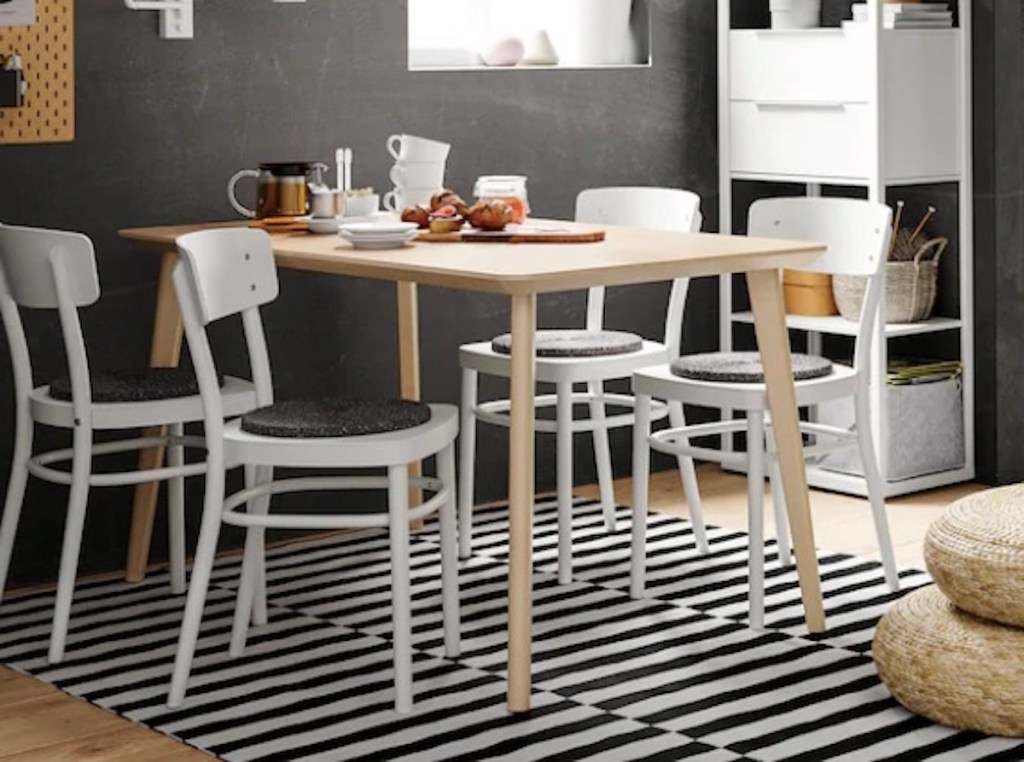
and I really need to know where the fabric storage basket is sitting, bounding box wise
[833,237,947,323]
[817,372,965,482]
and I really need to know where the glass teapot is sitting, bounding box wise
[227,162,328,219]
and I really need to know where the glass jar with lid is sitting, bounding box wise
[473,175,530,224]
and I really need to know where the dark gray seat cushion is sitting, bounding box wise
[49,368,222,403]
[491,329,644,358]
[240,398,432,439]
[671,352,834,384]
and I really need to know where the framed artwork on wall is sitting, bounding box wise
[0,0,36,27]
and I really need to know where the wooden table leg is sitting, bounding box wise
[746,269,826,634]
[396,282,424,514]
[507,293,537,712]
[125,251,184,582]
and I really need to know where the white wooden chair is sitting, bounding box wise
[167,228,460,714]
[0,224,256,663]
[459,188,706,584]
[630,197,900,628]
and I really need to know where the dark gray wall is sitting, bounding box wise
[0,0,726,585]
[972,0,1024,484]
[0,0,1013,587]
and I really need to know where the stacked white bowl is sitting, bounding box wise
[383,134,450,213]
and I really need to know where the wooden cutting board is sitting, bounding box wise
[418,225,605,244]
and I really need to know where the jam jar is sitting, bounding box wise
[473,175,530,224]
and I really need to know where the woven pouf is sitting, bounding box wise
[874,585,1024,737]
[925,484,1024,628]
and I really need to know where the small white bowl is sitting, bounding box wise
[307,217,341,235]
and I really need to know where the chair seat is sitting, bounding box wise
[240,398,432,439]
[671,352,833,384]
[491,329,644,358]
[48,368,224,403]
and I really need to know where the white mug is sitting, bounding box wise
[389,161,446,189]
[386,134,451,163]
[383,186,438,213]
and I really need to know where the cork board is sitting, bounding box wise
[0,0,74,144]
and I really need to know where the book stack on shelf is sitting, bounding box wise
[847,2,953,29]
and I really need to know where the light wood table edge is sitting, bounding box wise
[126,250,184,583]
[747,268,826,633]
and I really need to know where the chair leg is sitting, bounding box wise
[438,443,461,659]
[556,381,574,585]
[588,381,617,533]
[667,401,709,554]
[630,393,652,600]
[0,413,33,603]
[49,427,92,664]
[854,390,900,592]
[457,368,477,560]
[230,465,272,657]
[167,422,187,595]
[388,464,413,714]
[747,412,766,631]
[168,460,226,708]
[765,431,793,568]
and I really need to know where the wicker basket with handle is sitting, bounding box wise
[833,236,947,323]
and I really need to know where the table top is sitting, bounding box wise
[120,219,824,296]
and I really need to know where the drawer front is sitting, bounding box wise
[729,30,869,104]
[729,101,868,180]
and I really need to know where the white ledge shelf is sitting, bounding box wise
[409,62,653,73]
[731,312,963,338]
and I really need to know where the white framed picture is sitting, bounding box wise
[0,0,36,27]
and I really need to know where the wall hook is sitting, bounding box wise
[124,0,194,40]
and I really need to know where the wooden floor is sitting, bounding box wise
[0,465,983,760]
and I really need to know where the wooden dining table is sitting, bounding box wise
[119,218,827,713]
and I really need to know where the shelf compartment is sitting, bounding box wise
[730,311,963,338]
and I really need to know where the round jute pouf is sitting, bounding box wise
[925,484,1024,628]
[874,585,1024,737]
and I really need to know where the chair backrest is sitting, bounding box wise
[175,228,279,325]
[173,228,279,436]
[747,197,892,375]
[575,187,703,358]
[0,224,99,421]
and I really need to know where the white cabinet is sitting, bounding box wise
[717,0,975,498]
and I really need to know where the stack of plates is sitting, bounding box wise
[339,221,419,250]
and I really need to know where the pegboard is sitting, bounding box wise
[0,0,74,144]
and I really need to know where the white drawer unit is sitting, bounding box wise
[730,30,869,104]
[718,0,975,498]
[728,28,961,183]
[729,101,868,180]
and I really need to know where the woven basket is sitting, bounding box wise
[925,484,1024,628]
[833,237,947,323]
[873,585,1024,737]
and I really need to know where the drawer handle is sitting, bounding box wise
[755,100,847,110]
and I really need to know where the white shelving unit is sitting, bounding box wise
[717,0,974,498]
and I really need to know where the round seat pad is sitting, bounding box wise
[491,329,644,358]
[49,368,223,403]
[671,352,833,384]
[241,398,432,438]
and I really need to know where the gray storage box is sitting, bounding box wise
[818,375,965,482]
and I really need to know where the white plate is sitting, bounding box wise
[338,221,418,237]
[340,211,393,223]
[339,229,419,250]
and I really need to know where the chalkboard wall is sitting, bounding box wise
[0,0,1011,587]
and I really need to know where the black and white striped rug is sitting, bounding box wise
[2,499,1023,761]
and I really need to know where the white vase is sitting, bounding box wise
[769,0,821,29]
[546,0,636,67]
